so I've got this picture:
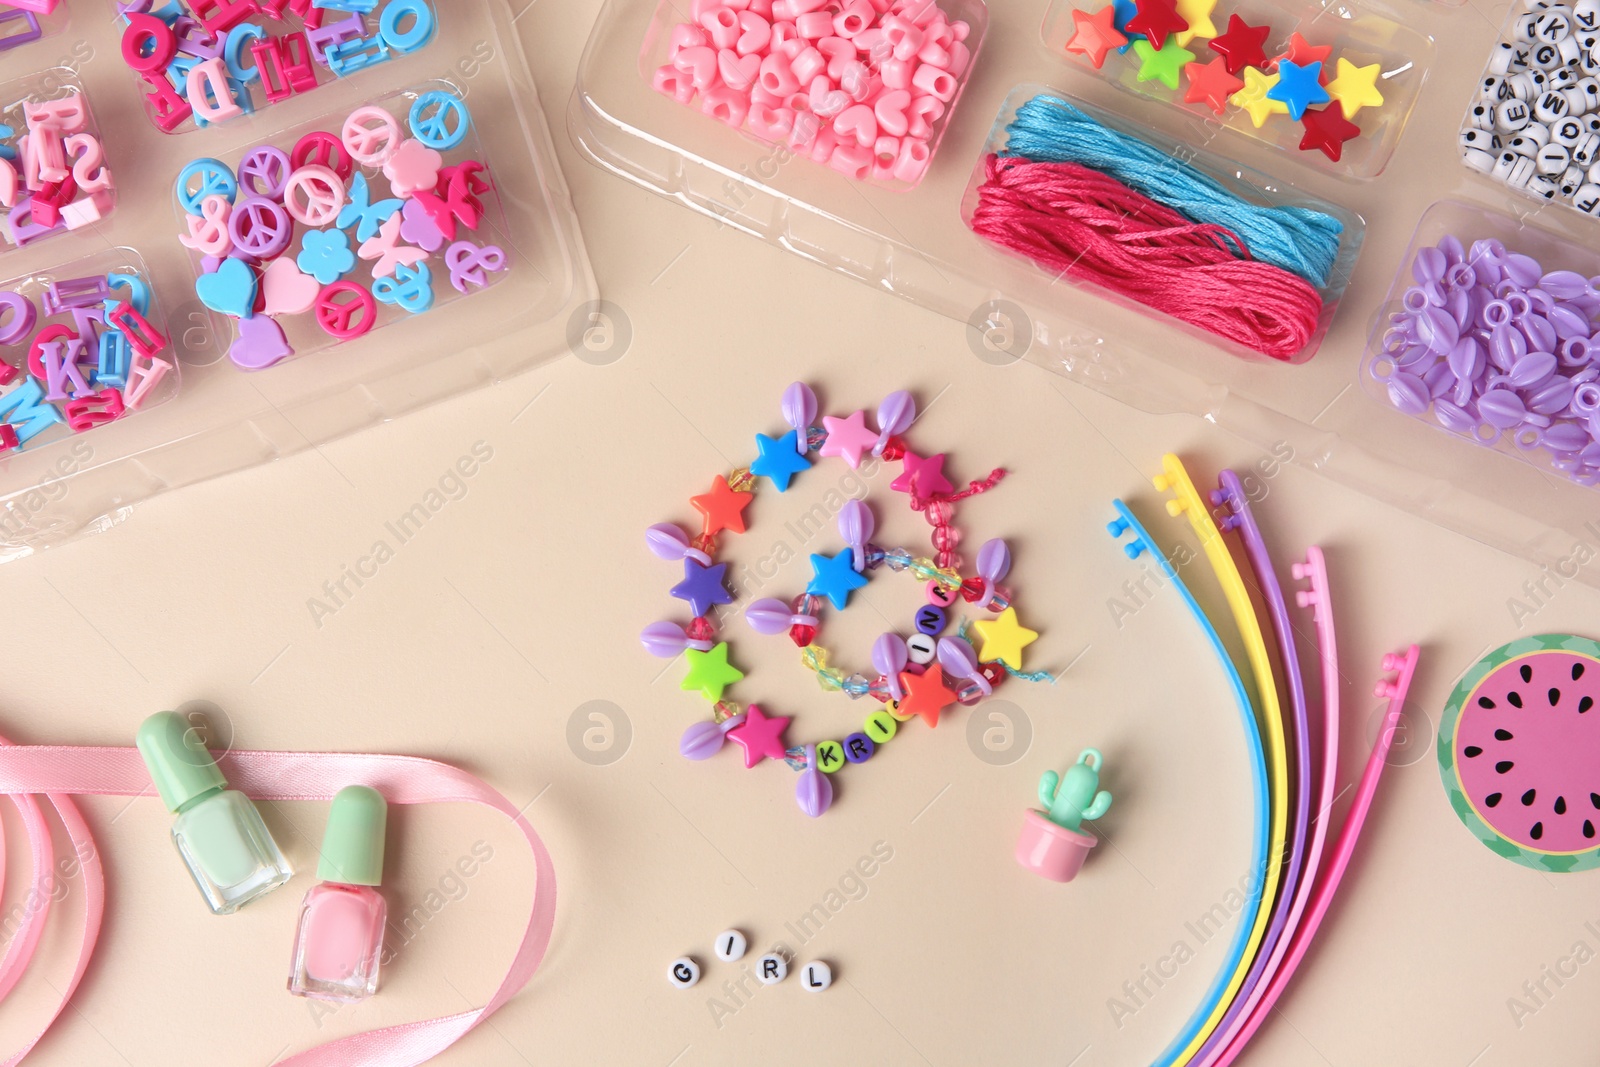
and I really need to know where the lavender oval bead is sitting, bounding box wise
[1548,303,1591,339]
[1387,372,1431,415]
[1543,421,1592,452]
[1433,398,1478,433]
[1510,351,1559,388]
[1394,342,1432,368]
[1490,322,1527,369]
[1528,375,1576,413]
[1519,313,1558,354]
[1417,307,1459,355]
[1438,234,1465,264]
[1447,287,1473,330]
[1478,388,1528,428]
[1505,253,1544,288]
[1425,360,1456,397]
[1447,336,1485,381]
[1413,246,1448,287]
[1541,270,1591,300]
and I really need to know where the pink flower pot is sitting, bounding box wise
[1015,809,1096,882]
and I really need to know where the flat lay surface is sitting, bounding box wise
[0,0,1597,1065]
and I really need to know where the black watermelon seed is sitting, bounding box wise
[1522,789,1538,806]
[1508,691,1524,708]
[1581,696,1594,713]
[1574,662,1587,681]
[1497,760,1515,773]
[1465,746,1483,757]
[1486,792,1502,807]
[1478,696,1496,709]
[1586,821,1596,839]
[1521,664,1533,683]
[1531,822,1544,840]
[1495,729,1513,741]
[1550,688,1562,705]
[1593,793,1600,809]
[1556,796,1568,815]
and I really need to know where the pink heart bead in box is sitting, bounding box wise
[644,0,988,189]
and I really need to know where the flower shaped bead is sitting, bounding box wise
[296,228,357,286]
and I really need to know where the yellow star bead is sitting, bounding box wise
[1174,0,1218,47]
[1325,57,1384,119]
[1230,66,1289,128]
[971,607,1040,672]
[682,642,744,702]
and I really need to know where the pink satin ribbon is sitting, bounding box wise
[0,743,556,1067]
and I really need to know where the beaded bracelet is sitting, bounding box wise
[641,384,1050,817]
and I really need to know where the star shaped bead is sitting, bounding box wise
[1272,32,1332,73]
[691,475,753,537]
[806,551,868,610]
[1325,57,1384,118]
[1124,0,1188,49]
[751,430,811,491]
[1207,13,1270,75]
[1231,66,1289,127]
[890,450,954,498]
[726,704,791,767]
[1266,59,1330,121]
[1065,5,1128,68]
[1111,0,1146,52]
[891,665,959,728]
[1298,104,1361,161]
[681,642,744,701]
[971,607,1040,671]
[1132,36,1195,90]
[1173,0,1218,47]
[671,558,734,617]
[818,410,878,469]
[1183,57,1244,114]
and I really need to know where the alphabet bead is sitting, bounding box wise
[1538,142,1572,172]
[715,929,748,962]
[755,953,788,985]
[801,961,832,991]
[906,632,937,664]
[1575,181,1600,211]
[842,732,875,763]
[1498,98,1533,130]
[668,957,701,989]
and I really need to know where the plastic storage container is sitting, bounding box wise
[1040,0,1432,178]
[2,68,117,255]
[0,0,594,560]
[106,0,441,135]
[962,87,1363,364]
[0,4,72,55]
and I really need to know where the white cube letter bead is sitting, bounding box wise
[1588,158,1600,181]
[1484,74,1510,100]
[1539,142,1573,171]
[1581,0,1600,30]
[1537,89,1572,120]
[1509,133,1543,155]
[1576,182,1600,211]
[1561,35,1585,66]
[1512,154,1538,185]
[1579,76,1600,106]
[1510,71,1543,98]
[1560,163,1587,193]
[668,956,701,989]
[1576,130,1600,162]
[1536,11,1573,41]
[1465,147,1498,173]
[1534,40,1566,67]
[1518,11,1542,40]
[1554,115,1586,143]
[1500,98,1535,130]
[801,961,833,992]
[1528,173,1561,197]
[1461,128,1498,152]
[1491,41,1521,74]
[755,953,788,985]
[906,632,937,664]
[714,929,748,962]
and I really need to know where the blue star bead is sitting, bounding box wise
[1112,0,1146,53]
[750,430,811,492]
[806,551,868,610]
[671,559,734,618]
[1266,59,1330,121]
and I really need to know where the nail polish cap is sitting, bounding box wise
[318,785,387,886]
[136,711,228,813]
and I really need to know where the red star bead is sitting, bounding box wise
[1065,5,1128,69]
[691,475,753,537]
[1298,104,1360,162]
[893,666,960,728]
[1273,32,1332,76]
[1207,13,1270,75]
[1183,57,1244,114]
[1124,0,1188,50]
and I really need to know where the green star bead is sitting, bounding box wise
[681,642,744,702]
[1132,36,1195,90]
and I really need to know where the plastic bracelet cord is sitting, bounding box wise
[1106,498,1270,1062]
[1150,456,1289,1067]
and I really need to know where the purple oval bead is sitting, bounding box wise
[1417,306,1459,355]
[1528,375,1575,414]
[1581,441,1600,464]
[1478,388,1528,428]
[1543,421,1591,453]
[1394,342,1432,368]
[1447,287,1473,330]
[1433,399,1477,433]
[1519,314,1558,354]
[1509,351,1558,389]
[1447,336,1484,382]
[1425,360,1456,397]
[1387,372,1430,415]
[1439,235,1465,264]
[1413,246,1447,287]
[1548,303,1591,340]
[1490,322,1527,370]
[1504,253,1543,288]
[1541,270,1589,301]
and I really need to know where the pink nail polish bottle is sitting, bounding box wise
[288,785,388,1002]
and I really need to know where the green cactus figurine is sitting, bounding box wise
[1038,748,1112,831]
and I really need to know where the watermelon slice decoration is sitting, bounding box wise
[1439,633,1600,873]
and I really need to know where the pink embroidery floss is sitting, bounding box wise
[968,155,1325,361]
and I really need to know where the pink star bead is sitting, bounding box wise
[891,450,953,498]
[818,410,878,469]
[725,704,790,768]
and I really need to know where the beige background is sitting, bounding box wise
[0,0,1596,1065]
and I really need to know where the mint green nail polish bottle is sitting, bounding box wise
[136,710,293,915]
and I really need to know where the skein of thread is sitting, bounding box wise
[968,155,1324,361]
[1002,95,1344,289]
